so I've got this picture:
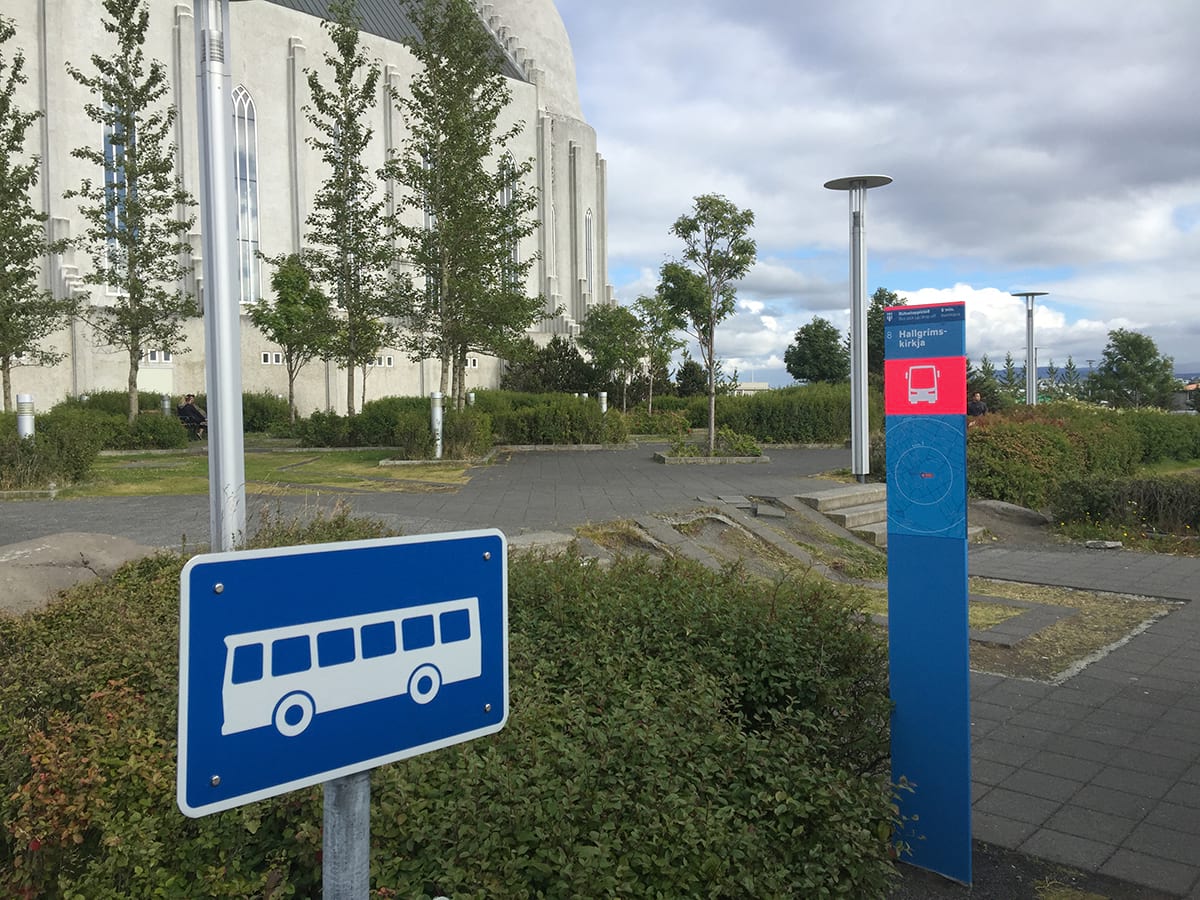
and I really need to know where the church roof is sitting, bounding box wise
[259,0,528,81]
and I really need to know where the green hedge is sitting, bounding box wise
[639,384,883,444]
[0,521,897,897]
[0,413,104,489]
[964,402,1197,508]
[1052,474,1200,533]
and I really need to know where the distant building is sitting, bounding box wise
[731,382,770,397]
[6,0,611,412]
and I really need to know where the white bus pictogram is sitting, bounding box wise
[906,364,939,404]
[220,597,482,737]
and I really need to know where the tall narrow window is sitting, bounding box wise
[102,106,129,279]
[232,86,261,304]
[584,209,594,297]
[499,154,519,286]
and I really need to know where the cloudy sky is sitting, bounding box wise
[554,0,1200,385]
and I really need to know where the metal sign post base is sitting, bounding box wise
[324,771,370,898]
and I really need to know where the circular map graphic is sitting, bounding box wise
[886,417,966,537]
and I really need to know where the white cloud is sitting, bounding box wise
[559,0,1200,378]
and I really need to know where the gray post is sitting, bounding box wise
[825,175,892,483]
[323,772,370,899]
[1011,292,1047,407]
[161,393,172,416]
[16,394,34,439]
[468,391,475,407]
[431,391,444,459]
[599,391,608,414]
[194,0,247,552]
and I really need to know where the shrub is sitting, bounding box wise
[0,537,897,898]
[1052,473,1200,533]
[128,412,189,449]
[1122,408,1200,464]
[442,408,493,458]
[54,389,163,416]
[296,410,350,448]
[624,407,689,436]
[240,391,292,433]
[491,395,613,444]
[967,420,1074,508]
[350,396,431,447]
[715,426,762,457]
[0,415,104,489]
[392,410,436,459]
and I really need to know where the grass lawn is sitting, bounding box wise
[61,449,471,498]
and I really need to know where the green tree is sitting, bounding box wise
[579,304,645,412]
[633,293,684,414]
[967,354,1003,411]
[1000,352,1021,401]
[867,287,905,378]
[390,0,542,410]
[0,16,73,412]
[65,0,195,425]
[660,194,756,453]
[1042,357,1060,400]
[499,335,591,393]
[1060,356,1083,398]
[304,0,399,417]
[674,353,707,398]
[784,316,850,384]
[1091,328,1177,409]
[249,254,333,423]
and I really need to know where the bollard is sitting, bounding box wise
[17,394,35,439]
[430,391,444,460]
[468,391,475,407]
[161,393,172,416]
[599,391,608,414]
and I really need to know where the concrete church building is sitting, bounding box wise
[7,0,611,413]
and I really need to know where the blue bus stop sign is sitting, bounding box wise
[177,530,508,818]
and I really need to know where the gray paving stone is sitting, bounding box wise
[1039,735,1119,764]
[1019,828,1114,870]
[974,787,1061,826]
[972,810,1038,848]
[999,768,1084,803]
[1105,747,1194,779]
[971,758,1016,786]
[975,738,1041,767]
[1044,805,1138,845]
[1071,784,1154,820]
[1026,750,1105,783]
[1092,766,1176,800]
[1123,821,1200,866]
[1144,800,1200,836]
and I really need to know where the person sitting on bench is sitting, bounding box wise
[178,393,207,439]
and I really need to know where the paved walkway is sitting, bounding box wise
[3,444,1199,896]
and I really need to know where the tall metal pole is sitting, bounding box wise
[1011,292,1047,407]
[194,0,247,551]
[324,771,371,898]
[825,175,892,483]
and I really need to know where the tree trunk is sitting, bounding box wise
[2,359,11,413]
[439,345,451,397]
[706,336,716,455]
[346,363,356,418]
[287,374,296,424]
[647,370,654,416]
[128,348,140,426]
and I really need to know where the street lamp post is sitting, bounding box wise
[825,175,892,482]
[1011,291,1047,407]
[194,0,247,552]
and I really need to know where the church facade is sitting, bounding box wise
[6,0,610,413]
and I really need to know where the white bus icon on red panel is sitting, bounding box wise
[906,364,939,404]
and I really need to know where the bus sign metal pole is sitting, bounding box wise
[1012,291,1047,406]
[825,175,892,482]
[194,0,247,551]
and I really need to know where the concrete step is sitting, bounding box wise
[853,522,988,550]
[827,501,888,529]
[851,521,889,548]
[796,483,887,513]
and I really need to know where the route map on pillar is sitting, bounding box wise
[885,415,967,539]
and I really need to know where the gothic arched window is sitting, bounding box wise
[232,85,260,304]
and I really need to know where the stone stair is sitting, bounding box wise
[796,483,890,547]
